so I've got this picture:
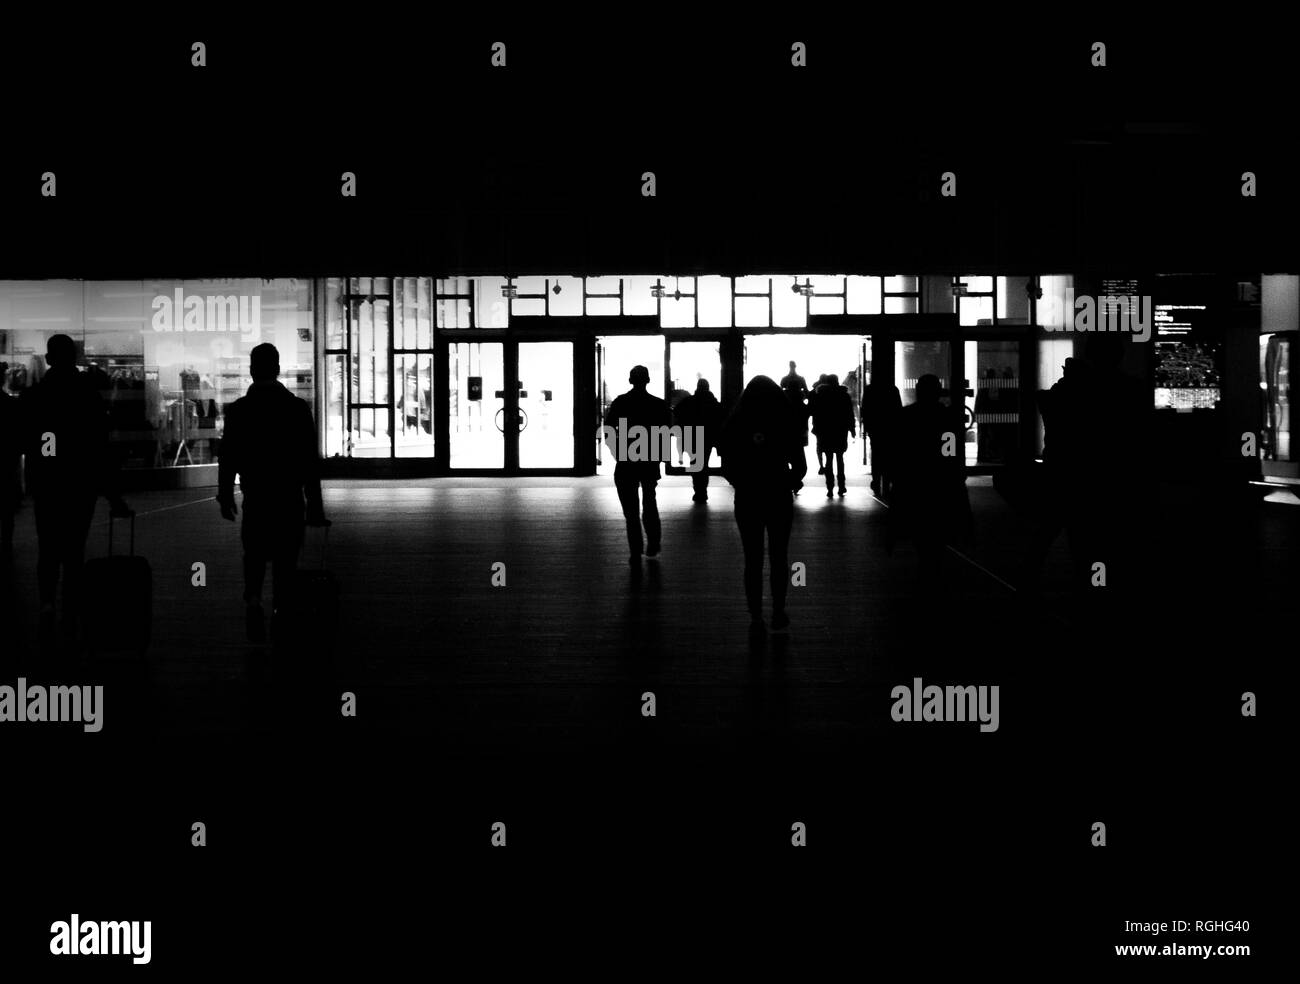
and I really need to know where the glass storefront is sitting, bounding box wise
[0,273,1155,478]
[0,279,313,469]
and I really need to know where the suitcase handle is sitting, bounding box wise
[108,513,135,556]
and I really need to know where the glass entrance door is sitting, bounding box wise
[448,341,505,468]
[596,335,665,476]
[448,339,575,471]
[743,334,871,478]
[668,340,723,470]
[517,341,574,469]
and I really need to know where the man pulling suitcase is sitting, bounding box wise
[21,333,134,643]
[217,343,330,644]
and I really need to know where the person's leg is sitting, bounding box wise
[642,477,661,554]
[615,475,644,556]
[835,451,847,493]
[270,523,304,614]
[241,516,270,606]
[767,495,794,620]
[734,495,765,618]
[691,455,708,500]
[824,445,835,494]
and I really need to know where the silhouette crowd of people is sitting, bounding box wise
[602,342,1145,630]
[3,335,1147,645]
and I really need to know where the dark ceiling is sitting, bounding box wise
[2,23,1294,277]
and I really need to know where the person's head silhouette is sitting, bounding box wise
[695,378,711,395]
[826,374,839,389]
[45,334,78,370]
[629,365,650,391]
[915,374,942,405]
[788,361,797,374]
[250,343,280,383]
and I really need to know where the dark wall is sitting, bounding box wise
[1,24,1296,278]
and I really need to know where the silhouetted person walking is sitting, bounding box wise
[1028,336,1146,597]
[604,365,671,561]
[21,335,133,630]
[812,374,855,497]
[862,379,902,498]
[810,374,831,475]
[673,378,722,503]
[891,374,969,590]
[218,343,329,643]
[720,375,807,632]
[780,360,811,490]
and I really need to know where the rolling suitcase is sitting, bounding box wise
[83,514,152,656]
[279,526,338,647]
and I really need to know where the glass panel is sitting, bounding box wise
[548,276,583,316]
[449,341,505,468]
[960,276,994,294]
[586,296,621,316]
[810,294,845,315]
[697,275,732,327]
[416,278,432,347]
[846,275,882,314]
[518,342,574,468]
[771,276,808,328]
[884,296,918,314]
[998,276,1032,323]
[585,276,620,296]
[475,277,510,328]
[895,340,951,407]
[1037,274,1074,329]
[668,341,723,468]
[960,296,994,327]
[395,353,435,458]
[395,278,412,349]
[437,297,470,330]
[373,277,392,295]
[514,276,546,296]
[734,275,770,294]
[660,278,696,328]
[511,297,546,317]
[349,406,390,458]
[1263,334,1292,462]
[436,277,471,296]
[325,354,345,457]
[885,275,918,294]
[624,276,662,316]
[326,278,345,348]
[735,296,770,327]
[809,275,844,295]
[596,335,664,476]
[924,276,956,314]
[969,340,1020,465]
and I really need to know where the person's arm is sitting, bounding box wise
[602,397,621,459]
[216,404,239,519]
